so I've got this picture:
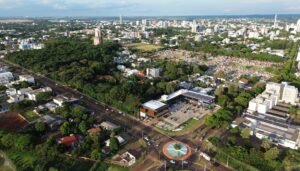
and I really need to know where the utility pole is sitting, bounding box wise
[159,151,161,160]
[226,155,229,167]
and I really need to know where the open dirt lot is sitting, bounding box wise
[0,19,33,23]
[0,112,28,132]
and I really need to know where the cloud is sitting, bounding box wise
[223,9,232,13]
[0,0,138,11]
[0,0,24,9]
[0,0,299,16]
[286,6,300,11]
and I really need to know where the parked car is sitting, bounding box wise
[170,160,176,165]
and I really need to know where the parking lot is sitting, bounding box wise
[156,100,212,131]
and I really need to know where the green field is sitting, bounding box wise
[107,165,130,171]
[126,43,163,52]
[21,110,40,122]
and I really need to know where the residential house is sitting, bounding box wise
[34,114,64,129]
[58,134,78,147]
[26,87,52,101]
[99,121,120,131]
[19,75,35,84]
[87,127,101,136]
[105,135,126,147]
[112,152,136,167]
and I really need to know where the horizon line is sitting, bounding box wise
[0,13,300,19]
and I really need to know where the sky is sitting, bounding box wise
[0,0,299,17]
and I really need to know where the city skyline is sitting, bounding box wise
[0,0,300,17]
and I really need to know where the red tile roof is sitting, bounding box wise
[239,78,249,84]
[59,134,77,146]
[88,127,101,135]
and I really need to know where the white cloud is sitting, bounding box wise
[286,6,300,11]
[0,0,24,9]
[0,0,138,10]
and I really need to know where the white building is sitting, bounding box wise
[6,88,16,96]
[26,87,52,101]
[296,49,300,62]
[99,121,120,131]
[105,135,126,146]
[191,20,198,33]
[93,28,102,46]
[53,95,78,107]
[0,72,13,85]
[112,152,136,167]
[19,75,35,84]
[282,84,299,105]
[242,113,300,150]
[296,19,300,33]
[248,82,298,114]
[146,68,160,78]
[7,94,25,103]
[17,87,33,95]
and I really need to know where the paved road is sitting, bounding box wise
[1,58,232,171]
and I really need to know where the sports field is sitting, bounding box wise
[126,43,163,52]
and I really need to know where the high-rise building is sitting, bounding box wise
[93,28,102,46]
[120,15,123,25]
[296,19,300,32]
[142,19,148,26]
[282,83,299,105]
[273,14,278,28]
[191,20,198,33]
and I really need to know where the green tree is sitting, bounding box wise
[79,121,88,134]
[240,128,251,139]
[217,95,229,107]
[60,122,71,135]
[15,134,32,150]
[90,149,103,160]
[109,137,119,152]
[261,139,272,150]
[228,136,237,145]
[166,83,176,94]
[264,147,279,160]
[36,92,53,102]
[193,65,204,75]
[89,162,108,171]
[35,122,46,132]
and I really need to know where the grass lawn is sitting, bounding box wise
[0,165,13,171]
[107,165,129,171]
[155,117,206,136]
[21,110,40,122]
[180,118,199,128]
[126,43,163,52]
[5,150,38,170]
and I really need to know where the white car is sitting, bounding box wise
[170,160,176,164]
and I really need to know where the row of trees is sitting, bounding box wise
[205,82,265,127]
[209,128,300,171]
[179,40,284,62]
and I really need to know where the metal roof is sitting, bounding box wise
[183,91,215,103]
[142,100,167,111]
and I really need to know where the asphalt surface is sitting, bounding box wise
[1,58,232,171]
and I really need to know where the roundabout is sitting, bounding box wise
[162,141,192,160]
